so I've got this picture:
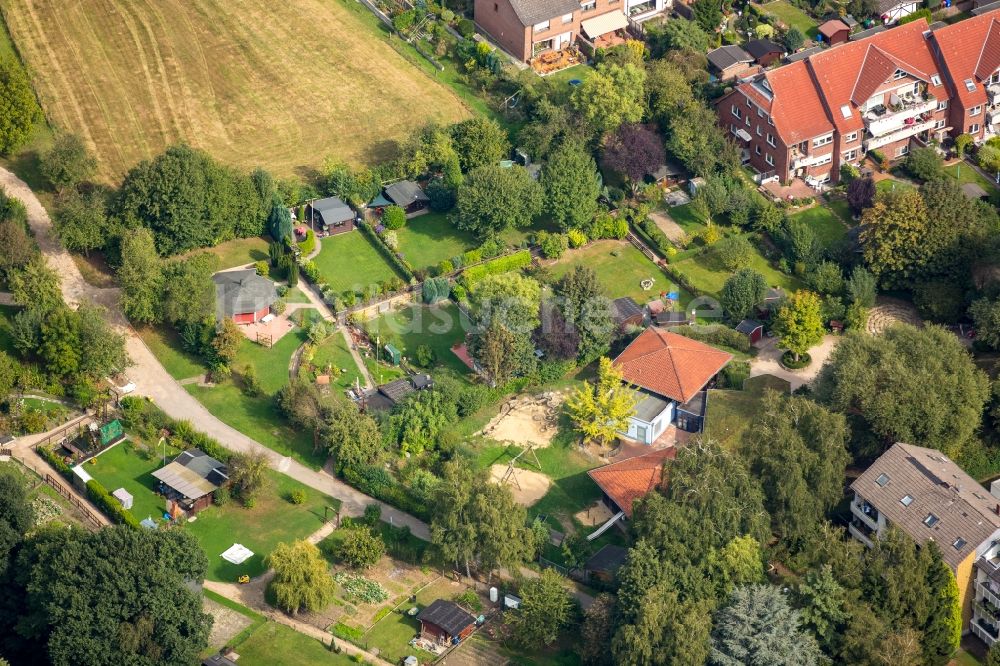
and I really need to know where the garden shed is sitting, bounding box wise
[818,19,851,45]
[384,343,401,366]
[417,600,475,645]
[112,488,133,510]
[611,297,645,329]
[151,449,229,517]
[307,196,355,235]
[384,180,429,213]
[735,319,764,344]
[584,544,629,582]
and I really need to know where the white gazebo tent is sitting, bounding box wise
[221,543,254,565]
[112,488,133,510]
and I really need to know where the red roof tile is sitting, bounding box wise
[976,20,1000,82]
[733,61,834,145]
[818,19,850,39]
[612,328,732,403]
[933,12,1000,108]
[587,448,676,518]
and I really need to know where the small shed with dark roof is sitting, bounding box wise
[611,297,644,329]
[307,196,355,235]
[417,600,476,644]
[384,180,430,213]
[744,39,784,66]
[584,544,629,582]
[152,449,229,517]
[818,19,851,45]
[706,45,754,81]
[735,319,764,344]
[213,270,278,324]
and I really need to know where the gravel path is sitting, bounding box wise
[748,335,841,390]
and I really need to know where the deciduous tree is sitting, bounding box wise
[211,318,243,366]
[336,528,385,569]
[564,357,638,446]
[267,540,335,615]
[774,290,824,362]
[860,188,931,287]
[0,56,42,154]
[228,449,270,502]
[541,140,600,229]
[118,228,163,324]
[554,265,613,362]
[720,268,767,321]
[507,569,573,648]
[451,117,510,173]
[572,63,646,134]
[322,398,382,472]
[9,258,62,313]
[847,176,876,215]
[53,188,108,256]
[453,164,543,240]
[602,123,666,192]
[39,133,96,191]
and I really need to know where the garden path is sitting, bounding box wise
[748,335,840,390]
[0,166,420,536]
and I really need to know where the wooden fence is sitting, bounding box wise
[43,472,104,529]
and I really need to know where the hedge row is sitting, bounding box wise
[667,324,751,353]
[39,446,73,480]
[659,263,701,298]
[635,217,672,258]
[341,463,432,523]
[86,479,141,529]
[460,249,532,289]
[356,221,415,281]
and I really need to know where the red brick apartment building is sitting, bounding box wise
[474,0,670,63]
[718,12,1000,186]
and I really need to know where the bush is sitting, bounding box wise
[356,221,415,281]
[839,163,860,183]
[904,146,944,182]
[462,249,483,266]
[567,228,588,248]
[415,344,436,367]
[719,360,751,389]
[781,350,811,368]
[589,213,628,240]
[452,284,468,301]
[426,180,456,212]
[898,7,932,23]
[214,486,231,506]
[336,528,386,568]
[272,298,287,315]
[254,260,269,277]
[86,479,141,528]
[441,8,455,22]
[668,324,751,353]
[298,228,316,256]
[536,230,568,259]
[332,622,365,644]
[39,446,72,481]
[382,205,406,230]
[715,235,754,271]
[461,249,532,289]
[635,216,672,257]
[868,149,888,172]
[437,259,454,275]
[382,230,399,250]
[457,18,475,37]
[289,489,307,505]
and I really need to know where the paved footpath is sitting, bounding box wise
[0,166,428,539]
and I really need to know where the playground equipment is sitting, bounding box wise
[498,444,542,492]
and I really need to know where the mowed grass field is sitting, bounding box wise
[0,0,470,181]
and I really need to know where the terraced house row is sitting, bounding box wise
[717,11,1000,186]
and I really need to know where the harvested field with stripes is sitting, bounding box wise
[0,0,470,181]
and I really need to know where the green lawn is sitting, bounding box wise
[362,612,431,663]
[137,325,207,380]
[87,440,184,523]
[183,237,270,270]
[363,355,407,385]
[395,212,477,272]
[365,302,474,375]
[790,206,849,249]
[235,622,357,666]
[667,202,708,236]
[283,287,313,304]
[234,330,305,393]
[670,236,805,299]
[549,240,694,306]
[944,162,999,192]
[875,178,914,194]
[952,648,983,666]
[704,389,764,450]
[313,231,404,295]
[824,197,855,226]
[309,333,367,391]
[187,472,340,581]
[762,0,818,38]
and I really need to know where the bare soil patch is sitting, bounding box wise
[204,596,253,650]
[489,464,551,507]
[574,500,614,527]
[479,392,563,448]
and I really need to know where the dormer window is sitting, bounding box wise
[876,473,890,487]
[924,513,939,527]
[965,78,976,92]
[931,74,941,86]
[840,105,852,119]
[893,69,907,80]
[900,495,913,506]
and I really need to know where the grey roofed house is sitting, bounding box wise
[213,269,278,318]
[850,442,1000,570]
[973,0,1000,15]
[585,544,629,575]
[310,196,355,226]
[417,600,476,637]
[735,319,763,336]
[849,24,886,41]
[152,449,229,501]
[743,39,783,60]
[384,180,430,207]
[611,296,644,326]
[785,45,826,62]
[706,45,753,72]
[506,0,580,26]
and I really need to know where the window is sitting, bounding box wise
[581,0,596,9]
[844,131,858,143]
[934,119,946,129]
[812,133,833,148]
[893,69,907,80]
[900,495,913,507]
[765,153,774,166]
[937,100,948,111]
[971,105,983,116]
[755,144,761,155]
[756,125,762,136]
[931,74,941,86]
[745,115,751,126]
[746,97,751,107]
[562,12,573,23]
[840,104,852,119]
[971,123,981,134]
[757,107,763,118]
[768,116,774,126]
[924,513,939,527]
[732,105,742,119]
[953,538,967,550]
[896,145,909,157]
[966,78,976,92]
[843,149,858,162]
[766,133,776,147]
[992,71,1000,84]
[534,20,550,31]
[815,154,832,166]
[876,473,890,487]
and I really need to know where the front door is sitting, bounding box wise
[635,425,648,443]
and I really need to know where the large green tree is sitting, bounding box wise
[9,258,62,313]
[118,228,164,324]
[720,268,767,321]
[468,320,536,386]
[571,63,646,134]
[774,290,824,362]
[53,188,109,256]
[710,584,822,666]
[7,526,211,666]
[39,133,96,191]
[860,188,931,288]
[813,325,989,459]
[742,393,850,547]
[450,117,510,173]
[541,140,600,229]
[267,540,335,615]
[554,265,613,362]
[453,164,543,240]
[0,56,42,154]
[322,397,382,473]
[565,357,637,447]
[161,253,219,326]
[0,469,33,578]
[506,569,574,648]
[474,272,541,334]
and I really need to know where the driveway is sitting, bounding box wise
[748,334,841,390]
[0,166,426,539]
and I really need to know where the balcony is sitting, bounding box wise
[975,618,1000,646]
[989,84,1000,108]
[864,93,937,138]
[864,119,936,152]
[976,597,1000,624]
[790,151,830,171]
[849,520,875,548]
[851,498,880,529]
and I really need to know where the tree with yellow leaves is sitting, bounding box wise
[564,357,638,447]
